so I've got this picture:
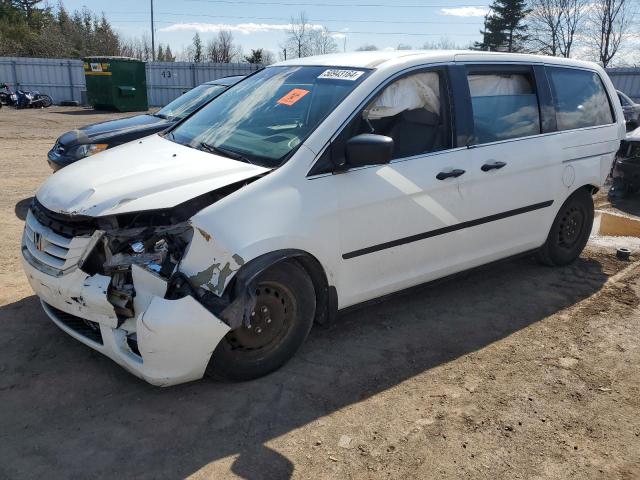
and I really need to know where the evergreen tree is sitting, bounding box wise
[164,45,174,62]
[0,1,123,57]
[475,0,530,52]
[192,32,203,63]
[157,44,164,61]
[244,48,264,64]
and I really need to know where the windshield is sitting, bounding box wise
[167,66,370,167]
[156,84,228,120]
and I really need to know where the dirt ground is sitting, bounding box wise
[0,107,639,480]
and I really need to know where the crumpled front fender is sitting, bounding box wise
[178,220,245,297]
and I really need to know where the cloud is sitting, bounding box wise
[160,22,325,35]
[440,7,489,17]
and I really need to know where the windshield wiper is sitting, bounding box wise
[154,112,171,120]
[199,142,254,165]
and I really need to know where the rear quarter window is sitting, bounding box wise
[547,67,614,131]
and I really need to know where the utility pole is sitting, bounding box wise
[150,0,156,61]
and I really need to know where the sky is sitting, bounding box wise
[59,0,493,58]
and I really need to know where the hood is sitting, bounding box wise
[59,114,171,147]
[37,134,271,217]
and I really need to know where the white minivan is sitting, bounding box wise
[22,51,624,386]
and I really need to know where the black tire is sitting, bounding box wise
[40,95,53,108]
[206,260,316,381]
[538,188,594,266]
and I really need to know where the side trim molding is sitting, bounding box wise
[342,200,554,260]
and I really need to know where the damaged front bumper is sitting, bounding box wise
[22,252,230,387]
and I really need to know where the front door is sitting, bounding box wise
[331,67,474,307]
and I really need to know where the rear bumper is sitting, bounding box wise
[22,252,230,386]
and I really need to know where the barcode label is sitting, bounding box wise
[318,69,365,81]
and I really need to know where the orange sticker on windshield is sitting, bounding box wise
[277,88,310,106]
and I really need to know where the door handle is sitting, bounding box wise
[481,161,507,172]
[436,169,466,180]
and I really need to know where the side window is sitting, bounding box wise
[337,70,451,161]
[467,71,541,145]
[547,67,614,131]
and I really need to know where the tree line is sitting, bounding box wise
[474,0,633,67]
[1,0,637,67]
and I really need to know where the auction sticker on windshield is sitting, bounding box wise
[277,88,310,106]
[318,69,365,81]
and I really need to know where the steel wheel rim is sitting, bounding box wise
[558,205,585,249]
[226,281,294,353]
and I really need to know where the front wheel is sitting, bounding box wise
[206,260,316,381]
[39,95,53,108]
[538,188,594,266]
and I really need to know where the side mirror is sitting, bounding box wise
[345,133,394,168]
[626,119,638,132]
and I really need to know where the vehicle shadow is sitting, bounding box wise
[608,194,640,217]
[14,196,32,221]
[0,255,611,479]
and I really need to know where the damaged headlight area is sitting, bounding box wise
[80,223,193,319]
[28,176,261,331]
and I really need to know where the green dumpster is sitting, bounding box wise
[83,57,148,112]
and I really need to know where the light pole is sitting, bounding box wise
[150,0,156,60]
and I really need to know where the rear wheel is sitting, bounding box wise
[538,188,594,266]
[206,261,315,381]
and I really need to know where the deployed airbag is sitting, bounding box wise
[367,72,440,119]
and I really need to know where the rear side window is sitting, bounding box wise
[467,72,541,144]
[547,67,614,131]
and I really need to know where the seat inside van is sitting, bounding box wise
[363,72,444,158]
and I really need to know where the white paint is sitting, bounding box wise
[36,134,270,217]
[23,51,626,385]
[22,255,118,327]
[562,165,576,187]
[31,260,230,386]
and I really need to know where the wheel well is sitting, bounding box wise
[291,254,337,326]
[224,250,338,327]
[583,184,599,195]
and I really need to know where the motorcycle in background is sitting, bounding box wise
[0,83,52,109]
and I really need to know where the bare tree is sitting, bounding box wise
[261,49,275,65]
[118,33,152,61]
[309,27,337,55]
[356,44,378,51]
[206,30,241,63]
[528,0,587,57]
[557,0,587,57]
[422,37,460,50]
[286,11,312,58]
[587,0,632,67]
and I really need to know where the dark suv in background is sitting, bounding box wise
[47,75,243,171]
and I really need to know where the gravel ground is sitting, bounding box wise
[0,107,639,480]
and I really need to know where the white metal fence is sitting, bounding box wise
[606,68,640,103]
[0,57,85,105]
[147,61,260,106]
[0,57,261,107]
